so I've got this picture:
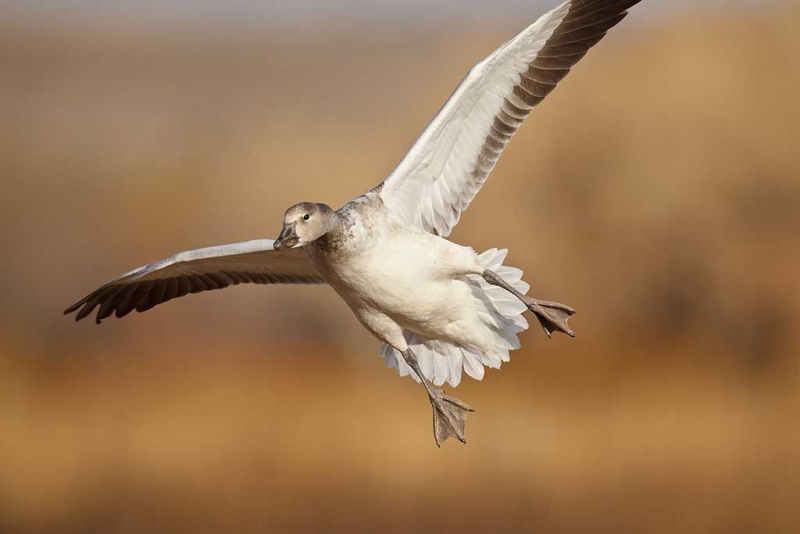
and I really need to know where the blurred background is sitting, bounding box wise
[1,0,799,532]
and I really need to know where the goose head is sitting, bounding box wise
[274,202,338,250]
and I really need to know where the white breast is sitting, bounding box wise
[311,216,486,342]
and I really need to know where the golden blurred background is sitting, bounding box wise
[1,1,799,532]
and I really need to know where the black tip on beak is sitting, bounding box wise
[274,225,299,250]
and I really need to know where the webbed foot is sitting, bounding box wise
[430,390,474,447]
[482,270,576,339]
[400,347,475,446]
[523,298,576,338]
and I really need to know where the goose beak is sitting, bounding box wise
[274,225,299,250]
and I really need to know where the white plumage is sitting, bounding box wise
[381,248,529,387]
[66,0,640,445]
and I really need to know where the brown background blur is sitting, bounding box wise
[1,1,799,533]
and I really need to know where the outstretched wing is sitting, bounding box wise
[64,239,325,324]
[375,0,640,237]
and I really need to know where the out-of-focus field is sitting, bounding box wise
[1,3,800,533]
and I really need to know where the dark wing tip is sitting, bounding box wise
[65,283,120,323]
[64,300,84,315]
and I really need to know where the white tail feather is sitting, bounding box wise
[381,248,529,387]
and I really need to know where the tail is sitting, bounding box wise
[381,248,529,388]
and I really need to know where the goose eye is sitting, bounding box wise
[303,214,310,221]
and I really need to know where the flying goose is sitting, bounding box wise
[66,0,641,446]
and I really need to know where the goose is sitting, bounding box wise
[65,0,641,446]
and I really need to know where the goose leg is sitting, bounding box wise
[401,349,474,447]
[482,269,576,338]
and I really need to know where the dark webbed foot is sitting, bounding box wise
[401,348,475,446]
[522,298,576,338]
[482,269,576,339]
[430,390,474,447]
